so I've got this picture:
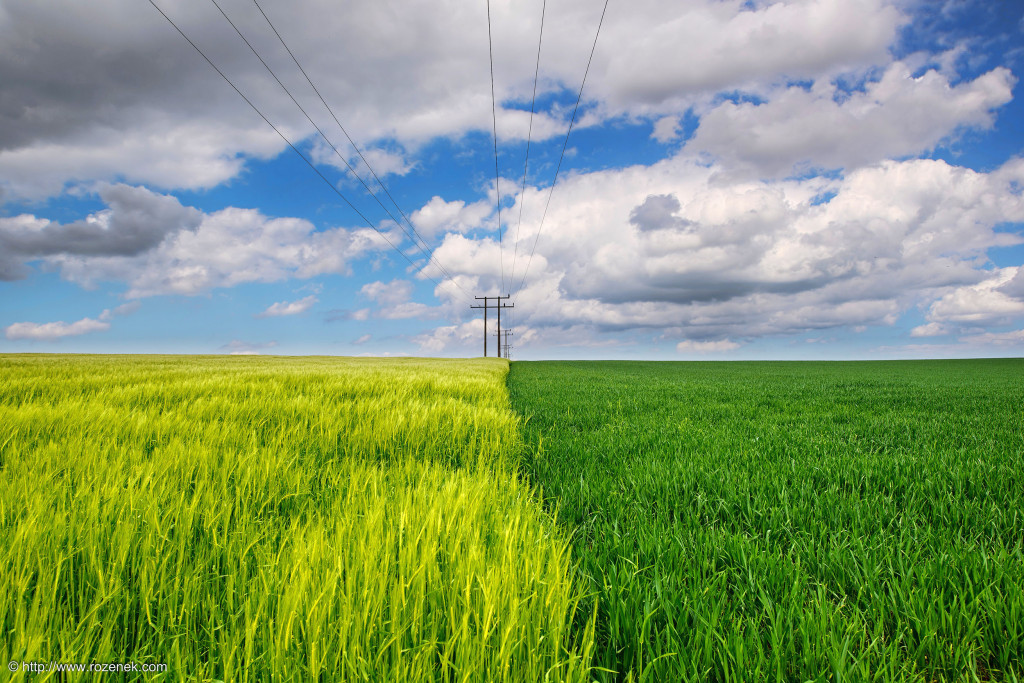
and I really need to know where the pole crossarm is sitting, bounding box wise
[471,295,512,357]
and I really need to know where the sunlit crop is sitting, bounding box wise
[0,355,593,682]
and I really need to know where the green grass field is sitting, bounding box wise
[0,355,593,682]
[509,360,1024,682]
[2,355,1022,681]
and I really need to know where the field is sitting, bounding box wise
[0,355,593,682]
[2,355,1023,682]
[510,360,1024,682]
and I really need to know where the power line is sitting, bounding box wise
[486,0,505,295]
[514,0,610,296]
[508,0,546,293]
[249,0,471,299]
[208,0,470,301]
[147,0,467,302]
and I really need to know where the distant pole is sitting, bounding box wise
[471,295,511,358]
[498,300,513,357]
[496,329,513,358]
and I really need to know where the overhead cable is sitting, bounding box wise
[508,0,546,292]
[148,0,470,304]
[209,0,470,299]
[514,0,610,296]
[486,0,505,294]
[249,0,469,298]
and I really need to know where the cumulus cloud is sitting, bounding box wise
[910,322,948,338]
[959,328,1024,347]
[3,299,140,342]
[425,155,1024,346]
[677,339,741,353]
[310,141,415,180]
[651,116,681,143]
[688,60,1015,175]
[8,186,400,298]
[359,279,440,319]
[5,317,110,341]
[998,267,1024,300]
[413,319,484,354]
[256,295,318,318]
[597,0,904,110]
[361,279,414,307]
[0,0,913,200]
[411,196,493,239]
[920,267,1024,330]
[0,184,201,280]
[98,301,141,322]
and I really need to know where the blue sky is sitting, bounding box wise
[2,0,1023,359]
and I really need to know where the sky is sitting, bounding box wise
[1,0,1023,360]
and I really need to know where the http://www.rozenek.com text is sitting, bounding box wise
[9,660,168,675]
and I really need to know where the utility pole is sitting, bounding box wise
[470,295,512,357]
[497,299,512,357]
[496,329,513,359]
[468,294,489,356]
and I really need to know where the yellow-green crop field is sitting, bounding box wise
[0,355,593,682]
[2,355,1023,682]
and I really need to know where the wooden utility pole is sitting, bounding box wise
[497,300,512,357]
[471,296,492,357]
[470,295,512,357]
[496,329,513,359]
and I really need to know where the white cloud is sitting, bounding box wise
[677,339,741,353]
[0,184,201,279]
[5,317,109,341]
[959,328,1024,347]
[359,279,441,319]
[98,301,141,322]
[411,196,492,239]
[413,319,484,354]
[688,60,1015,175]
[597,0,904,111]
[358,147,414,177]
[424,155,1024,349]
[910,322,948,338]
[257,295,318,318]
[18,187,400,298]
[0,0,912,200]
[0,121,285,200]
[998,266,1024,300]
[310,141,415,180]
[921,267,1024,328]
[360,279,414,307]
[4,300,139,342]
[651,116,681,143]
